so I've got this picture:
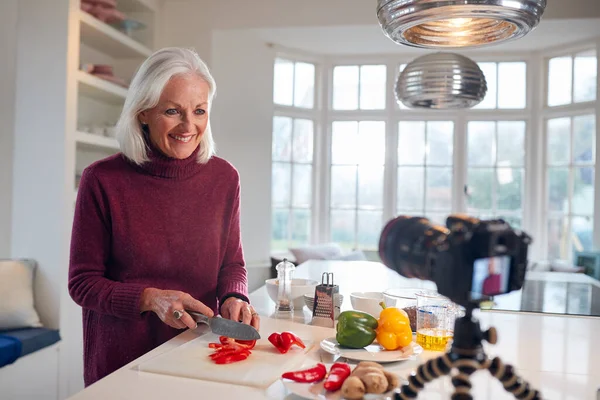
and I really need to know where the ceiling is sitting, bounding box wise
[255,19,600,56]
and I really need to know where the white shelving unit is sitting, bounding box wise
[76,70,128,103]
[79,10,152,58]
[73,2,158,195]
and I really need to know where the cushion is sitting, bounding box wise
[330,250,367,261]
[289,243,343,264]
[0,260,42,330]
[0,327,60,357]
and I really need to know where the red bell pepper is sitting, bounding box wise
[269,331,305,354]
[323,362,352,391]
[218,336,256,349]
[281,363,327,383]
[212,351,250,364]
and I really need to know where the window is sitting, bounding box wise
[273,58,315,108]
[397,121,454,225]
[332,65,386,110]
[330,121,385,250]
[271,117,314,250]
[546,115,596,260]
[466,121,526,228]
[473,62,527,109]
[548,50,597,107]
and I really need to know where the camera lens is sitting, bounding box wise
[378,216,450,281]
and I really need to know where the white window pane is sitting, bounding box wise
[572,167,594,215]
[574,52,597,103]
[292,165,312,208]
[499,216,522,229]
[397,64,409,110]
[332,121,359,164]
[357,211,383,249]
[272,163,291,206]
[291,209,311,246]
[424,213,449,227]
[294,62,315,108]
[358,165,384,208]
[330,166,357,207]
[272,116,292,161]
[398,167,424,211]
[573,115,595,164]
[473,63,497,109]
[330,210,356,250]
[497,168,523,211]
[273,59,293,106]
[272,208,289,250]
[467,121,495,167]
[547,217,567,260]
[498,62,526,109]
[547,118,571,165]
[426,121,453,166]
[293,119,314,162]
[497,121,526,167]
[398,121,426,165]
[333,66,359,110]
[572,216,594,254]
[360,65,386,110]
[548,56,573,107]
[467,168,493,211]
[426,167,452,210]
[548,167,569,213]
[358,121,386,165]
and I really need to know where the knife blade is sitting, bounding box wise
[185,310,261,341]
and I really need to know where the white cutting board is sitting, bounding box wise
[137,325,314,389]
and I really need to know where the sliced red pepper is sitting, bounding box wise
[281,363,327,383]
[280,332,305,350]
[208,343,224,349]
[212,351,250,364]
[218,336,256,349]
[323,362,352,391]
[209,348,251,360]
[269,331,305,354]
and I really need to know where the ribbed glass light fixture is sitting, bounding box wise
[377,0,546,49]
[396,52,487,109]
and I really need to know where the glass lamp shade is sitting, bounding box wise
[396,52,487,109]
[377,0,546,49]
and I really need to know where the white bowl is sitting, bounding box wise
[265,278,319,308]
[350,291,384,318]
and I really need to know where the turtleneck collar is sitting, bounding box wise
[138,133,205,179]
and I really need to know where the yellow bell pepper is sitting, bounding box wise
[376,302,413,350]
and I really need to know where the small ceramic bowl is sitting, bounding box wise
[350,291,385,318]
[265,278,319,308]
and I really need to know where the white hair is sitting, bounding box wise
[116,47,217,165]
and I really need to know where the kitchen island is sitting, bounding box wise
[68,261,600,400]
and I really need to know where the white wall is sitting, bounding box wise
[0,0,18,259]
[211,30,275,266]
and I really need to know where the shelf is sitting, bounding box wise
[76,131,120,151]
[77,70,128,104]
[79,11,152,59]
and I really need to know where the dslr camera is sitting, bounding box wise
[378,214,532,307]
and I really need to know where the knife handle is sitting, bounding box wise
[185,310,209,325]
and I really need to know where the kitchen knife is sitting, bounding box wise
[185,310,261,340]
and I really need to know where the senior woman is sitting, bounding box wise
[68,47,259,386]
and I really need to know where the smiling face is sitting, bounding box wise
[139,73,210,159]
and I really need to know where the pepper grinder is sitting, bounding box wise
[275,258,296,318]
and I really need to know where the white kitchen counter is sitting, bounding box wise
[68,261,600,400]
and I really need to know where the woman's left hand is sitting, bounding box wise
[221,297,260,330]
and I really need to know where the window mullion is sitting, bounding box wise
[593,37,600,252]
[454,114,467,214]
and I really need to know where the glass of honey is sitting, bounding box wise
[416,290,458,351]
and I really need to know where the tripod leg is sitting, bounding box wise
[394,354,453,400]
[449,358,482,400]
[487,357,543,400]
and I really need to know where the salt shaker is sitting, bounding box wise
[275,258,296,318]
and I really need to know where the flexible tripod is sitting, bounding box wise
[394,307,542,400]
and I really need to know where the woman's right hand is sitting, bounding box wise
[140,288,214,330]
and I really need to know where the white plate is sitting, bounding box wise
[320,337,422,363]
[282,378,396,400]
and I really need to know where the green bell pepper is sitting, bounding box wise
[335,310,378,349]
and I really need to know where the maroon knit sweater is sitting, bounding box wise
[68,142,248,386]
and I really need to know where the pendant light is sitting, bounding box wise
[377,0,546,49]
[396,52,487,109]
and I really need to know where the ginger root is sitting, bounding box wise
[341,361,393,399]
